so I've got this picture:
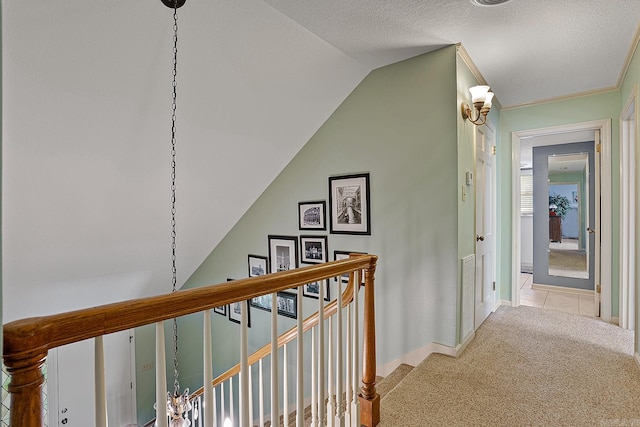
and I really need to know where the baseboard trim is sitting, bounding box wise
[377,334,474,377]
[499,299,513,307]
[635,352,640,370]
[531,283,594,296]
[611,316,620,326]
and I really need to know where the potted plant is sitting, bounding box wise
[549,193,571,219]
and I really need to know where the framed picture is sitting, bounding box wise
[300,235,328,264]
[298,201,326,231]
[302,279,331,301]
[213,305,227,316]
[250,294,272,312]
[268,235,298,274]
[328,173,371,235]
[276,291,298,319]
[248,254,268,277]
[334,250,367,283]
[228,300,251,327]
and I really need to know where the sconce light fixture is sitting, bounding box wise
[461,85,494,126]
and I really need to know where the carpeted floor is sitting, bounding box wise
[379,305,640,426]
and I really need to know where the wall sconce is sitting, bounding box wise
[461,85,494,126]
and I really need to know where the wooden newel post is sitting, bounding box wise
[359,256,380,427]
[4,349,48,427]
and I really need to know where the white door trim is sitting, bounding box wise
[620,86,637,330]
[511,119,612,322]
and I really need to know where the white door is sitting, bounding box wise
[475,125,496,329]
[48,330,135,426]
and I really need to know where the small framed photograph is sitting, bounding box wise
[248,254,268,277]
[213,305,227,316]
[276,291,298,319]
[334,250,367,283]
[268,235,298,273]
[328,173,371,235]
[300,235,328,264]
[302,279,331,301]
[298,201,326,231]
[250,294,272,312]
[228,300,251,327]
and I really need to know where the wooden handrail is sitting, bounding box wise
[4,254,379,427]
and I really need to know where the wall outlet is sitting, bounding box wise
[142,361,153,371]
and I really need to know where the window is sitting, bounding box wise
[520,169,533,215]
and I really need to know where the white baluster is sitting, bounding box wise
[271,292,280,427]
[283,343,289,427]
[335,281,344,427]
[351,272,361,427]
[230,377,235,427]
[221,382,226,427]
[156,322,168,427]
[249,364,254,427]
[94,336,108,427]
[259,359,265,427]
[296,288,304,427]
[213,387,218,427]
[241,301,249,427]
[327,316,335,427]
[318,288,326,427]
[204,310,214,427]
[345,304,352,426]
[311,327,317,426]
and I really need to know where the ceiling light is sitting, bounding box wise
[470,0,512,6]
[461,85,494,126]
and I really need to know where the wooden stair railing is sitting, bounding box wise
[3,254,379,427]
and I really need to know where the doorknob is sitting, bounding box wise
[587,227,595,234]
[476,235,485,242]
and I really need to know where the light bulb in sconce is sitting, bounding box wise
[461,85,494,126]
[224,417,232,427]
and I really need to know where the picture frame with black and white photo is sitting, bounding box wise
[334,250,367,283]
[228,300,251,327]
[248,254,268,277]
[298,200,326,231]
[302,279,331,301]
[276,291,297,319]
[213,305,227,317]
[300,235,328,264]
[328,173,371,235]
[268,235,298,274]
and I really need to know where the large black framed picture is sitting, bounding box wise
[298,201,326,231]
[328,173,371,235]
[268,235,299,273]
[300,235,328,264]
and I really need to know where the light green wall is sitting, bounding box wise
[497,91,621,312]
[136,45,464,424]
[619,37,640,356]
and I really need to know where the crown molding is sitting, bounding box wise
[617,21,640,88]
[501,86,619,111]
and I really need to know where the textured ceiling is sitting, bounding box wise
[263,0,640,107]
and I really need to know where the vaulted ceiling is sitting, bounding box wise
[3,0,639,320]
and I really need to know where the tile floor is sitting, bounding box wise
[519,273,595,317]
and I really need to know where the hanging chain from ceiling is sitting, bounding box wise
[169,0,181,398]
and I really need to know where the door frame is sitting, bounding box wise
[511,119,612,321]
[620,85,637,330]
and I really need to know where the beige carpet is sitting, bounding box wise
[379,305,640,426]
